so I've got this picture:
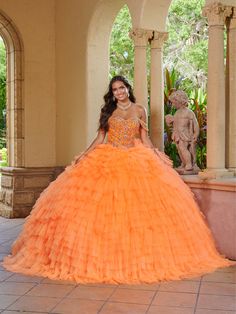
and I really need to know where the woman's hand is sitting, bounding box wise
[71,128,106,166]
[71,153,86,166]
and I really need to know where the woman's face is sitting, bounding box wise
[112,81,129,102]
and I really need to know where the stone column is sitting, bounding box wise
[200,3,233,179]
[130,28,152,108]
[226,7,236,174]
[150,31,168,151]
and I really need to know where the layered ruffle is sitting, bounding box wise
[3,142,234,283]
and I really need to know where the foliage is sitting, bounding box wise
[0,37,6,149]
[109,1,209,92]
[164,68,181,167]
[188,88,207,169]
[109,5,134,84]
[0,147,7,166]
[164,0,208,91]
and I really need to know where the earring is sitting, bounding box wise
[113,96,116,101]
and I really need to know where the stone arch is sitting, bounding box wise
[0,10,24,167]
[129,0,172,30]
[86,0,131,144]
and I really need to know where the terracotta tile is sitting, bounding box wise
[202,271,236,283]
[195,309,235,314]
[42,277,77,285]
[0,246,9,254]
[200,282,236,296]
[8,295,60,312]
[0,282,36,295]
[80,282,117,288]
[26,283,74,298]
[197,294,236,311]
[1,232,20,238]
[184,276,202,281]
[0,240,10,245]
[0,270,13,281]
[0,253,6,261]
[0,294,19,310]
[109,288,155,304]
[67,285,115,300]
[159,280,200,293]
[152,291,197,307]
[0,247,13,255]
[51,298,103,314]
[147,305,194,314]
[6,273,43,283]
[216,265,236,273]
[100,301,148,314]
[2,312,43,314]
[119,283,160,290]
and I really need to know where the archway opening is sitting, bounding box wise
[86,0,126,144]
[0,11,24,168]
[109,5,134,84]
[0,35,6,167]
[163,0,208,170]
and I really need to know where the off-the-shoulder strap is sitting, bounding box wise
[138,118,149,131]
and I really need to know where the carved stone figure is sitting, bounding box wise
[165,90,200,174]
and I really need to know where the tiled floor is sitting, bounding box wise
[0,217,235,314]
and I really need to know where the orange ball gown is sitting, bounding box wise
[2,116,233,284]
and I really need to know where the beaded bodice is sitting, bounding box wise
[107,116,147,148]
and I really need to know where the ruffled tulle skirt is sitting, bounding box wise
[2,141,234,283]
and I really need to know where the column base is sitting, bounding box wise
[0,166,64,218]
[228,168,236,176]
[198,168,235,180]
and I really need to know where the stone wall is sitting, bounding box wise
[0,167,64,218]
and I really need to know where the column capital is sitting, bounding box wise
[229,7,236,29]
[150,31,168,49]
[129,28,153,47]
[203,2,233,26]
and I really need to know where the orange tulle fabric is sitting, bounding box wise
[2,117,234,284]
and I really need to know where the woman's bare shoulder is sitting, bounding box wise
[134,103,146,115]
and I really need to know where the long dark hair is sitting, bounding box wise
[98,75,136,132]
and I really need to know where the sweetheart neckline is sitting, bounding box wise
[109,116,140,122]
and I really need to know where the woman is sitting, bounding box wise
[3,76,233,284]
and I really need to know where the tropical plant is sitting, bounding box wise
[188,88,207,169]
[0,38,6,150]
[0,147,7,166]
[164,68,182,167]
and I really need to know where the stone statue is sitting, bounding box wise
[165,90,200,174]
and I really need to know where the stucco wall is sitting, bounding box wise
[55,0,97,165]
[0,0,174,166]
[0,0,56,167]
[1,0,233,167]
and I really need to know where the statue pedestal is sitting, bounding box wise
[175,165,200,175]
[199,168,234,179]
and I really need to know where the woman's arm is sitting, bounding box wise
[138,105,155,148]
[138,105,173,167]
[73,129,106,164]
